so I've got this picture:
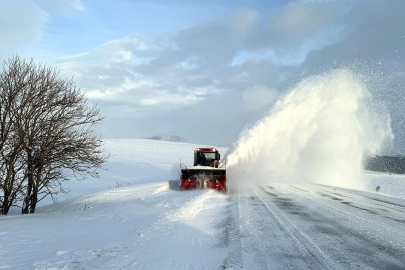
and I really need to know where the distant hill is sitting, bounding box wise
[145,135,187,143]
[365,155,405,174]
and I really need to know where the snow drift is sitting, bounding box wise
[227,69,393,189]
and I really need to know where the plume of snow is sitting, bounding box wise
[227,69,393,189]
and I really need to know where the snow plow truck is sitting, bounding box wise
[180,148,226,192]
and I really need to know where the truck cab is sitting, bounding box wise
[194,148,220,167]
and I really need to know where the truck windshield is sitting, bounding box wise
[202,152,216,161]
[197,152,217,166]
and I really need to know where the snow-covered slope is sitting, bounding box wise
[1,139,405,269]
[2,183,231,269]
[37,139,227,207]
[1,139,231,269]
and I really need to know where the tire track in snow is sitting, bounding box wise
[255,188,336,270]
[224,188,318,270]
[273,184,405,269]
[314,185,405,214]
[285,184,405,244]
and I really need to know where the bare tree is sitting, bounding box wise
[0,56,108,215]
[0,58,28,214]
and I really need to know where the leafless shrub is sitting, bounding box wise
[108,180,128,189]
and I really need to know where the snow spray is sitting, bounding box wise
[227,69,393,189]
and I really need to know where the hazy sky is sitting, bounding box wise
[1,0,405,152]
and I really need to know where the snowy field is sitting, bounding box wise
[1,139,405,269]
[36,139,227,207]
[1,139,232,270]
[2,184,231,269]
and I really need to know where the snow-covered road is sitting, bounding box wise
[225,184,405,270]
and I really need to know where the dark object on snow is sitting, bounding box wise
[365,155,405,174]
[168,180,180,190]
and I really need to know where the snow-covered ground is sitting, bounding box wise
[1,139,231,269]
[2,184,232,269]
[36,139,227,207]
[1,139,405,269]
[365,171,405,198]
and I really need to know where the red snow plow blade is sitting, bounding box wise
[180,147,226,192]
[180,167,226,192]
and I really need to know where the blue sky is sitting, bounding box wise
[2,0,405,153]
[25,0,292,58]
[40,0,229,55]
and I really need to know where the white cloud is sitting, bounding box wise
[55,34,226,114]
[51,1,405,148]
[175,8,258,63]
[0,0,48,58]
[4,0,405,148]
[54,3,338,114]
[246,1,339,50]
[42,0,405,151]
[42,3,338,143]
[242,85,279,111]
